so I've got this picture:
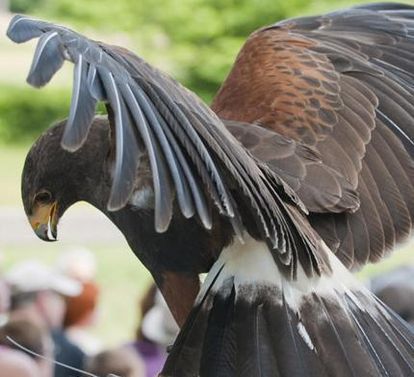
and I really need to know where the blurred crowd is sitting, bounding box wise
[0,248,178,377]
[0,248,412,377]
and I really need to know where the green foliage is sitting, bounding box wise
[4,0,392,143]
[9,0,44,13]
[25,0,339,101]
[0,85,70,143]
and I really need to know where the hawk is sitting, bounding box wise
[8,3,414,376]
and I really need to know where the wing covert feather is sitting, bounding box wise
[213,4,414,269]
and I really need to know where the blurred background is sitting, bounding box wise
[0,0,414,376]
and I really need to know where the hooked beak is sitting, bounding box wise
[28,202,58,241]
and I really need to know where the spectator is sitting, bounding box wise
[0,318,53,377]
[0,251,10,326]
[57,248,102,354]
[5,260,85,377]
[56,247,97,283]
[0,346,41,377]
[129,284,179,377]
[63,281,101,355]
[86,347,145,377]
[370,265,414,328]
[0,278,10,327]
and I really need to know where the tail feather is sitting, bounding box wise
[276,290,318,376]
[344,294,408,376]
[164,301,209,377]
[200,278,236,377]
[162,238,414,377]
[375,298,414,353]
[344,302,388,376]
[164,268,223,376]
[313,295,360,377]
[236,291,281,377]
[344,292,414,376]
[252,303,280,377]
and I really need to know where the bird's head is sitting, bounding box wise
[22,117,112,241]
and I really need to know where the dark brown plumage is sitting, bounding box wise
[212,8,414,270]
[9,3,414,376]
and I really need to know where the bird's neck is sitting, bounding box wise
[100,204,233,274]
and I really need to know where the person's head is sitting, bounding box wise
[0,347,41,377]
[0,318,54,377]
[86,347,145,377]
[136,284,178,347]
[63,281,99,328]
[0,279,10,317]
[6,261,81,329]
[57,247,97,283]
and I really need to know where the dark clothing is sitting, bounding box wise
[51,329,85,377]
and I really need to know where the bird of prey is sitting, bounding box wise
[8,2,414,376]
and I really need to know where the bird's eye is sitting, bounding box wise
[34,190,52,203]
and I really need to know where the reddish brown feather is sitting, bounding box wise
[211,29,341,145]
[212,18,414,270]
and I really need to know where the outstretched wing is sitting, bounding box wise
[212,3,414,270]
[7,15,326,278]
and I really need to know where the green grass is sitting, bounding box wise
[0,144,28,206]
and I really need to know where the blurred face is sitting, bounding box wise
[37,334,54,377]
[0,280,10,314]
[0,349,41,377]
[36,291,66,329]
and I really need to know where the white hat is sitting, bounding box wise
[141,290,179,346]
[56,247,97,282]
[5,260,82,297]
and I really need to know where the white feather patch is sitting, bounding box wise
[297,322,315,351]
[202,235,364,311]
